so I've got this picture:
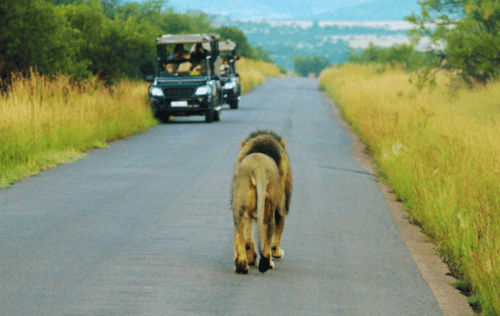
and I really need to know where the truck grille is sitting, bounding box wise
[163,86,196,98]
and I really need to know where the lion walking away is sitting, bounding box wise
[231,130,293,274]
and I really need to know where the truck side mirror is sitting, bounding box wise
[146,75,154,82]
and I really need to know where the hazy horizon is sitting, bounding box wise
[128,0,415,20]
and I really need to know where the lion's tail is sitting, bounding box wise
[252,167,271,273]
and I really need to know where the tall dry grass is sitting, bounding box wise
[320,63,500,314]
[0,71,157,188]
[237,58,283,93]
[0,59,280,188]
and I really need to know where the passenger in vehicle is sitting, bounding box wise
[190,43,208,75]
[221,58,230,74]
[164,44,191,75]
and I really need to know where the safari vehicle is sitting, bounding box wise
[204,40,241,109]
[146,34,223,123]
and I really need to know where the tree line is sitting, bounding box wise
[347,44,441,72]
[0,0,273,88]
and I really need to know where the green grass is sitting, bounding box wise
[320,63,500,315]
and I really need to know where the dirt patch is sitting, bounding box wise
[326,95,476,316]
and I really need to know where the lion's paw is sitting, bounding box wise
[234,260,249,274]
[272,247,285,259]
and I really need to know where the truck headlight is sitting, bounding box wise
[151,87,165,97]
[195,86,210,96]
[224,82,236,89]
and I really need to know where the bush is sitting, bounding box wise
[406,0,500,84]
[293,55,330,77]
[347,43,440,72]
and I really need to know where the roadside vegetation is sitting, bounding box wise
[0,0,274,87]
[0,59,280,189]
[293,55,331,77]
[320,64,500,315]
[320,1,500,312]
[0,71,156,188]
[347,43,441,73]
[0,0,282,188]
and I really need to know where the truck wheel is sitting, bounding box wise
[154,112,170,123]
[205,108,214,123]
[160,115,170,123]
[229,100,238,109]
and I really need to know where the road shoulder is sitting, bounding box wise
[326,95,476,316]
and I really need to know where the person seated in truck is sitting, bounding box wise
[167,44,188,60]
[163,44,191,75]
[190,43,208,64]
[190,43,208,75]
[220,58,230,75]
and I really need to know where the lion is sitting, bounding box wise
[231,130,293,274]
[232,153,280,273]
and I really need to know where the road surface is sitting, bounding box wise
[0,78,442,315]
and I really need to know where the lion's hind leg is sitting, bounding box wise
[233,177,256,274]
[244,216,257,265]
[258,198,276,273]
[271,209,286,259]
[234,209,250,274]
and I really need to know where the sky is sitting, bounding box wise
[160,0,375,20]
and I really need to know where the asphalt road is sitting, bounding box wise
[0,78,443,315]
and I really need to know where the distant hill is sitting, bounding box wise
[294,0,421,21]
[214,18,421,70]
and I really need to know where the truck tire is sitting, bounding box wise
[205,108,214,123]
[229,100,238,109]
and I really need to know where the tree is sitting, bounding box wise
[0,0,87,87]
[45,0,85,4]
[216,26,254,58]
[252,46,274,63]
[405,0,500,84]
[55,1,159,81]
[293,55,330,77]
[347,43,439,71]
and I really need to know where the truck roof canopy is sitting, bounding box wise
[156,34,220,45]
[202,40,237,52]
[218,40,237,52]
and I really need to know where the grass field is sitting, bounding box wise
[0,71,157,188]
[319,64,500,315]
[0,59,280,188]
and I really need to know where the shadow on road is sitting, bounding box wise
[318,165,373,177]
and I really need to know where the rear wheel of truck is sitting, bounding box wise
[154,112,170,123]
[205,108,214,123]
[229,100,238,109]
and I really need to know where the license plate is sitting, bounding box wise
[171,101,188,107]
